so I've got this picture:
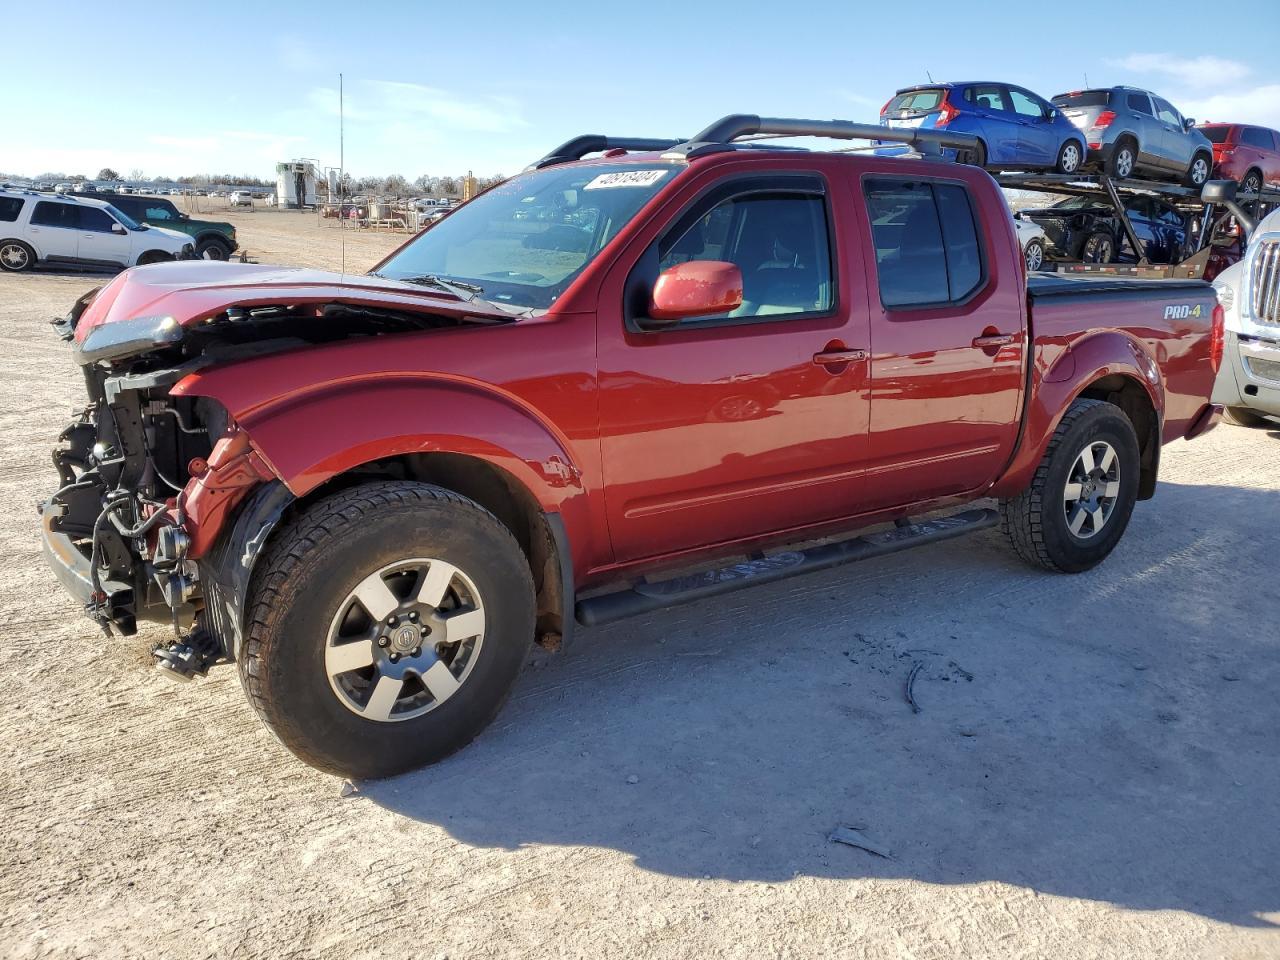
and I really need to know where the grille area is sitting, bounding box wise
[1251,239,1280,324]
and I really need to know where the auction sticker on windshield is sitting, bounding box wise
[583,170,669,190]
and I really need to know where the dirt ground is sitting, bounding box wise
[1,204,1278,960]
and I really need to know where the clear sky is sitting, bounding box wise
[4,0,1278,182]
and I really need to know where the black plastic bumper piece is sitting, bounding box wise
[40,501,137,634]
[575,508,999,627]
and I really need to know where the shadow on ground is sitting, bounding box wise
[365,481,1280,927]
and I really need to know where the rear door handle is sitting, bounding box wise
[972,333,1015,348]
[812,348,867,365]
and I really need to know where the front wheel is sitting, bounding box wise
[1000,398,1141,573]
[240,481,535,778]
[1185,152,1211,188]
[197,237,232,260]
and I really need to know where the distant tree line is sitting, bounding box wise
[10,167,508,196]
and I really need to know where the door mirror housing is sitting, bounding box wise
[1046,108,1058,121]
[1184,117,1196,130]
[646,260,744,327]
[110,222,127,234]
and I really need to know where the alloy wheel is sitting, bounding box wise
[325,557,486,722]
[1116,148,1134,178]
[1190,157,1209,186]
[1024,241,1044,272]
[1063,440,1121,540]
[1060,143,1081,173]
[0,243,29,270]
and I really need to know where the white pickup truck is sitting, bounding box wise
[1212,207,1280,426]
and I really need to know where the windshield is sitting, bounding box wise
[374,163,678,310]
[884,89,944,116]
[105,204,141,229]
[1052,90,1111,108]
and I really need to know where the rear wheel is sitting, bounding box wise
[0,239,34,272]
[1081,231,1116,264]
[1242,170,1263,195]
[1023,238,1046,272]
[1000,398,1141,573]
[240,480,535,778]
[1185,152,1211,188]
[1222,406,1271,428]
[963,140,987,167]
[1056,140,1083,175]
[1108,139,1137,179]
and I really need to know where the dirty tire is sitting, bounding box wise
[1222,406,1271,428]
[1107,139,1137,179]
[197,237,231,260]
[239,480,535,778]
[0,239,35,272]
[1000,398,1141,573]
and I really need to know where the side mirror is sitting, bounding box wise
[1184,117,1196,130]
[1046,108,1058,121]
[110,222,127,234]
[647,260,743,326]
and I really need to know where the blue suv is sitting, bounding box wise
[879,82,1087,173]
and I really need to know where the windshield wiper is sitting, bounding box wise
[379,273,485,299]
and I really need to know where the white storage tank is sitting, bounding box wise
[275,161,317,209]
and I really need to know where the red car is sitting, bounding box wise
[40,115,1223,778]
[1198,123,1280,192]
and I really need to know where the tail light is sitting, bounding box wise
[1210,303,1225,373]
[1090,110,1116,131]
[935,94,959,128]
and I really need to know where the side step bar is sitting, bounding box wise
[575,508,999,627]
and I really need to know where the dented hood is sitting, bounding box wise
[73,262,506,344]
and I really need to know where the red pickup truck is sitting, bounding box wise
[41,116,1223,778]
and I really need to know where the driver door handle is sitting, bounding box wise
[812,348,866,365]
[972,333,1015,348]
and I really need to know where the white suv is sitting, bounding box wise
[0,190,194,273]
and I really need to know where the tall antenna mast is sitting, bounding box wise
[339,72,346,277]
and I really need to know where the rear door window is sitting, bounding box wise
[863,179,986,308]
[0,197,24,222]
[1127,93,1154,117]
[965,85,1008,112]
[30,201,79,229]
[1242,127,1272,149]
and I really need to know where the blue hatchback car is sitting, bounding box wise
[879,82,1087,173]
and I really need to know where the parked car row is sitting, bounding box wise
[74,191,239,260]
[879,79,1280,192]
[0,189,194,271]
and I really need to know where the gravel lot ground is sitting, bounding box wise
[2,204,1278,959]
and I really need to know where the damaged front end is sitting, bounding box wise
[40,268,485,679]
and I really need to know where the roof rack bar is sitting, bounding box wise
[675,113,981,157]
[530,135,685,170]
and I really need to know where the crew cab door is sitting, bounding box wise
[26,200,80,260]
[1006,86,1056,166]
[595,167,872,562]
[856,173,1026,510]
[76,207,132,266]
